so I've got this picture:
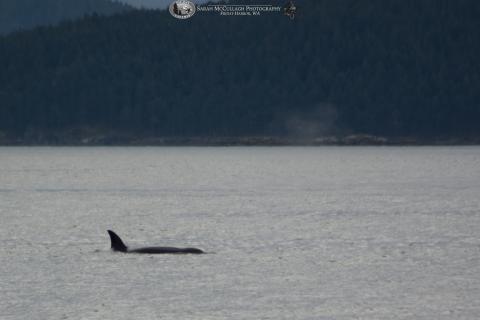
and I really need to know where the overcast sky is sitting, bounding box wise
[119,0,213,8]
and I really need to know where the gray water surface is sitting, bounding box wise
[1,147,479,319]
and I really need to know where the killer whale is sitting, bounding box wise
[107,230,204,254]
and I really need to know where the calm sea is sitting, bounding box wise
[1,147,479,319]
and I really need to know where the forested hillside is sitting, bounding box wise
[1,0,479,143]
[0,0,131,34]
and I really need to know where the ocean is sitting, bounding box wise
[1,147,479,319]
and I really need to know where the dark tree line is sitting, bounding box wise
[0,0,132,34]
[0,0,479,140]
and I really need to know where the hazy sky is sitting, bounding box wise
[119,0,213,8]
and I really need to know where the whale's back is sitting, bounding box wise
[130,246,204,254]
[107,230,204,254]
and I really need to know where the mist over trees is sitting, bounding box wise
[0,0,479,142]
[0,0,132,34]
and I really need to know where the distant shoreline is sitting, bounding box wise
[1,134,479,146]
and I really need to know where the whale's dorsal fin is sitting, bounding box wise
[107,230,128,252]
